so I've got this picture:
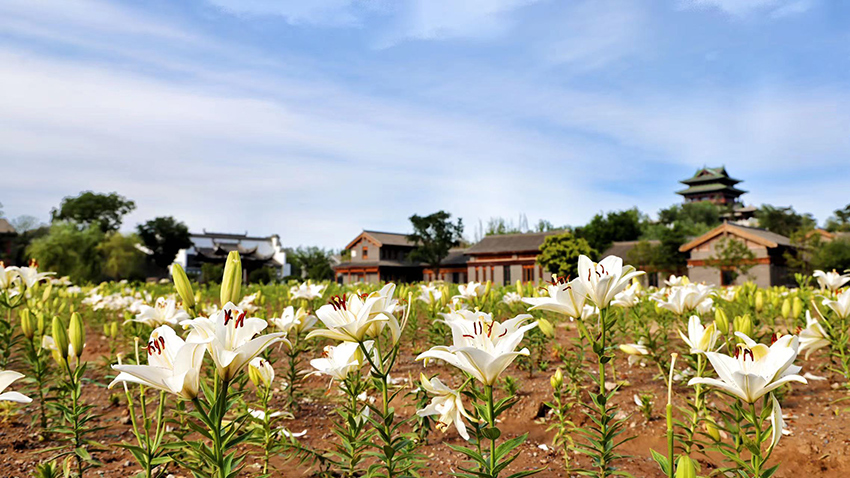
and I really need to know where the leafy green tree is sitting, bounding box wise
[755,205,816,237]
[408,210,464,279]
[537,233,596,278]
[136,216,193,269]
[286,246,335,281]
[825,204,850,233]
[51,191,136,233]
[706,237,756,284]
[27,222,105,282]
[98,233,146,281]
[575,208,642,254]
[784,230,823,276]
[812,239,850,273]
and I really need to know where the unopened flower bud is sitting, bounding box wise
[171,263,196,311]
[714,308,729,335]
[110,321,119,338]
[248,357,274,389]
[703,416,721,441]
[483,281,492,299]
[52,316,70,361]
[755,291,765,312]
[69,312,85,358]
[220,251,243,306]
[550,369,563,390]
[781,299,791,320]
[515,280,523,297]
[792,296,803,320]
[675,455,696,478]
[41,282,53,303]
[20,309,34,340]
[733,314,753,339]
[538,318,554,338]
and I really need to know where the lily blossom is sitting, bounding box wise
[290,282,326,301]
[16,260,55,289]
[523,276,587,319]
[110,326,209,399]
[577,255,644,309]
[619,343,649,366]
[813,269,850,291]
[768,394,785,449]
[0,263,19,291]
[417,284,443,305]
[611,282,640,309]
[416,314,537,385]
[307,293,389,343]
[654,283,714,316]
[798,311,830,359]
[454,281,486,301]
[417,374,475,441]
[679,315,720,354]
[270,306,317,335]
[183,303,287,381]
[502,291,523,305]
[309,341,369,382]
[0,370,32,403]
[688,333,807,403]
[132,297,190,328]
[823,289,850,319]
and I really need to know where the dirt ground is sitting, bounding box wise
[1,323,848,478]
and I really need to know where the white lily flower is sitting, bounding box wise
[523,276,587,319]
[454,281,486,301]
[249,357,275,388]
[416,314,537,386]
[441,309,494,325]
[619,342,648,366]
[577,255,644,309]
[309,341,369,382]
[654,283,714,316]
[798,311,829,359]
[823,289,850,319]
[248,408,283,421]
[665,275,687,287]
[16,260,55,289]
[183,303,287,381]
[502,291,523,305]
[416,374,475,441]
[290,282,326,301]
[611,282,640,309]
[0,370,32,403]
[679,315,720,354]
[307,293,389,343]
[768,394,785,449]
[133,297,190,328]
[417,284,442,305]
[688,333,807,403]
[109,326,210,399]
[813,269,850,291]
[0,263,20,291]
[270,306,317,335]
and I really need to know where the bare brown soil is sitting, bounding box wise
[1,323,847,478]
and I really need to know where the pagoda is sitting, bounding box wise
[676,166,746,205]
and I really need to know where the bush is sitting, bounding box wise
[201,263,224,284]
[248,267,277,284]
[813,239,850,273]
[27,222,105,282]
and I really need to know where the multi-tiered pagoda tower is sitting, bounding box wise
[676,166,746,205]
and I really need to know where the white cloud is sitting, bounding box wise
[681,0,814,17]
[205,0,364,26]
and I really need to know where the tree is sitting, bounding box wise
[706,237,756,284]
[286,247,335,281]
[812,239,850,273]
[755,205,815,238]
[575,208,642,254]
[136,216,193,269]
[825,204,850,233]
[784,230,822,276]
[51,191,136,233]
[27,222,105,282]
[10,215,44,233]
[99,233,146,281]
[537,233,596,279]
[408,210,464,279]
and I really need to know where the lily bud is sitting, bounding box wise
[780,299,791,320]
[171,263,196,311]
[110,321,118,338]
[483,281,492,300]
[714,308,729,335]
[792,296,803,320]
[755,291,765,313]
[733,314,753,339]
[52,316,70,361]
[102,323,110,337]
[619,344,643,355]
[538,318,554,338]
[20,309,34,340]
[220,251,243,306]
[41,282,53,303]
[248,357,274,389]
[703,415,721,441]
[674,455,696,478]
[36,312,45,335]
[515,280,523,296]
[550,369,563,390]
[69,312,85,358]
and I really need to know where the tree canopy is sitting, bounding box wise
[51,191,136,233]
[286,246,335,281]
[537,233,596,279]
[574,208,642,255]
[408,210,464,276]
[755,205,815,237]
[825,204,850,233]
[136,216,193,269]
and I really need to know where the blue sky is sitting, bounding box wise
[1,0,848,248]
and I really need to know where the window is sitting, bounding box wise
[721,269,736,286]
[452,272,459,283]
[362,247,368,259]
[503,265,511,285]
[490,266,495,283]
[522,265,534,283]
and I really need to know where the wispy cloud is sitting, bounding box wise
[681,0,814,17]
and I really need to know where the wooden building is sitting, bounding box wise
[677,167,746,205]
[334,230,425,284]
[602,240,671,288]
[679,222,794,287]
[464,231,561,285]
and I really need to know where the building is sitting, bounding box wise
[464,230,562,285]
[334,230,425,284]
[0,219,15,263]
[679,222,795,287]
[602,240,672,288]
[174,231,289,279]
[677,166,747,205]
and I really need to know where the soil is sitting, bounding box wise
[1,323,847,478]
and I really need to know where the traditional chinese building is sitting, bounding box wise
[174,231,289,279]
[677,166,746,205]
[679,222,795,287]
[464,230,561,285]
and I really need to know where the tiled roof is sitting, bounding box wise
[680,166,742,185]
[680,222,793,252]
[676,183,747,196]
[363,230,414,247]
[602,240,661,259]
[0,219,15,234]
[465,230,564,255]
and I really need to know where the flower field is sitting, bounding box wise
[1,254,849,478]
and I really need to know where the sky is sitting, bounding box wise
[1,0,848,248]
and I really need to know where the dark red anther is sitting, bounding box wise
[158,336,165,350]
[599,264,606,274]
[498,329,507,338]
[235,311,246,328]
[224,309,233,325]
[462,334,474,339]
[29,258,38,268]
